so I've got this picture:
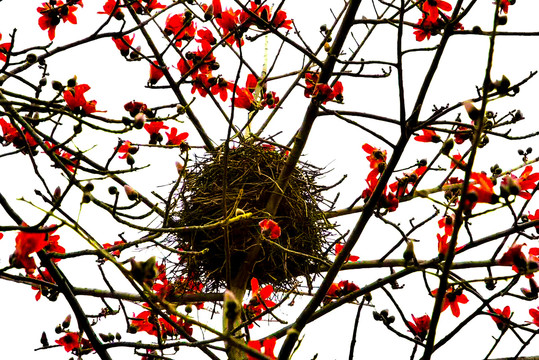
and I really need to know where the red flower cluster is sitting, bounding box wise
[131,306,193,339]
[361,143,399,211]
[413,14,462,42]
[165,12,197,47]
[431,287,468,317]
[244,277,276,327]
[37,1,82,40]
[324,280,360,304]
[304,72,344,104]
[0,33,11,62]
[247,337,277,360]
[10,223,64,275]
[63,83,103,115]
[408,314,430,340]
[0,117,38,154]
[259,219,281,239]
[248,2,292,30]
[207,1,292,47]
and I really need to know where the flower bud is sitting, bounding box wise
[41,331,49,347]
[81,192,92,203]
[52,81,63,91]
[185,304,193,313]
[441,138,454,156]
[67,76,77,88]
[39,77,48,87]
[83,182,94,192]
[224,290,239,320]
[73,122,83,134]
[62,314,71,328]
[53,186,62,201]
[463,101,480,121]
[108,186,118,195]
[133,113,146,129]
[124,185,139,201]
[26,53,38,63]
[126,154,135,166]
[403,241,415,264]
[128,325,138,334]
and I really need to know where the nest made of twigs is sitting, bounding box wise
[167,142,333,292]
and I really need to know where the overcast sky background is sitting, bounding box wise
[1,1,539,359]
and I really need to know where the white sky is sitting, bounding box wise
[1,0,539,359]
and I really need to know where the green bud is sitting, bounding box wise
[26,53,38,63]
[52,81,63,91]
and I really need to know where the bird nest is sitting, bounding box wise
[166,142,334,292]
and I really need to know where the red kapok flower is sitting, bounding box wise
[210,78,234,102]
[124,100,148,117]
[259,219,281,239]
[234,87,257,111]
[11,224,51,274]
[432,287,468,317]
[0,33,11,62]
[149,60,167,85]
[166,128,189,146]
[497,0,512,14]
[335,242,359,262]
[0,117,19,145]
[422,0,452,22]
[37,1,79,40]
[112,34,134,56]
[244,277,277,327]
[414,129,441,143]
[144,121,168,135]
[499,243,527,270]
[98,0,123,18]
[324,280,360,304]
[408,314,430,340]
[529,306,539,327]
[464,172,498,210]
[247,337,277,360]
[103,240,126,257]
[515,166,539,199]
[55,332,92,352]
[489,306,511,331]
[63,84,90,110]
[438,214,454,236]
